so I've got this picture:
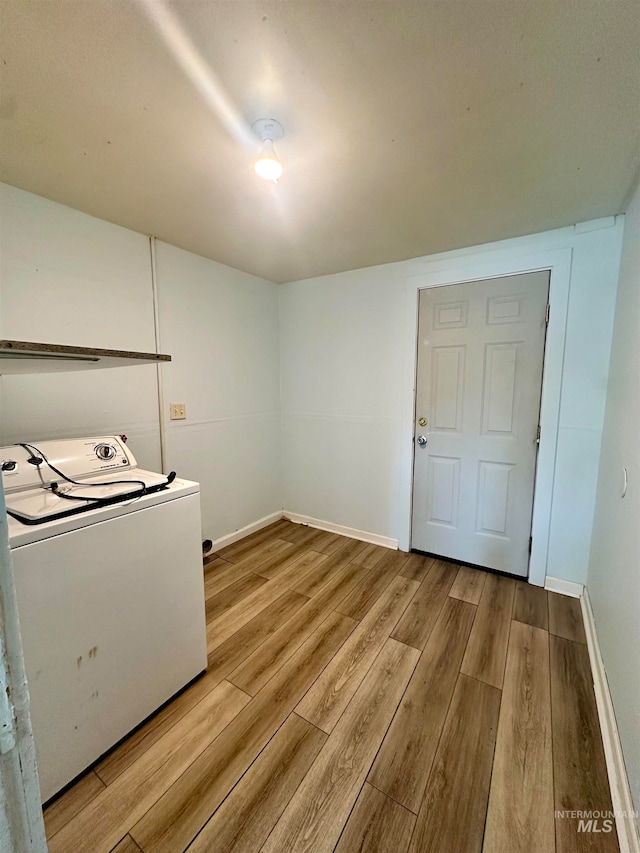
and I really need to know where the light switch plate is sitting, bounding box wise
[169,403,186,420]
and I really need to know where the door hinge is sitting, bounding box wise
[528,536,533,554]
[545,303,550,325]
[536,424,541,444]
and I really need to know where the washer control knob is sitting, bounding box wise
[1,460,18,472]
[95,443,117,461]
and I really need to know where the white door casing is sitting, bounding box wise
[411,272,549,577]
[0,487,47,852]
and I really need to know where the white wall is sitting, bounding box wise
[588,181,640,812]
[280,268,406,540]
[0,184,282,543]
[546,224,625,584]
[155,241,281,541]
[280,218,624,584]
[0,183,161,470]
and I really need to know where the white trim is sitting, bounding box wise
[581,588,640,853]
[400,247,573,590]
[212,511,283,551]
[149,236,167,475]
[283,512,399,550]
[574,216,616,234]
[0,489,47,850]
[544,575,584,598]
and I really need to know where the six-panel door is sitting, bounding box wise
[411,272,549,577]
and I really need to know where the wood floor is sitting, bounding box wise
[44,520,619,853]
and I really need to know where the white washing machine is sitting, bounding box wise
[0,436,207,802]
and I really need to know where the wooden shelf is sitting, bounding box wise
[0,340,171,375]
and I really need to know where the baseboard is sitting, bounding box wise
[581,588,640,853]
[282,512,398,550]
[544,575,584,598]
[212,511,284,551]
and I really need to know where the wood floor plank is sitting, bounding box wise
[285,538,369,597]
[254,541,312,579]
[203,548,224,564]
[550,635,618,853]
[186,714,326,853]
[391,559,456,650]
[206,588,307,672]
[449,565,486,605]
[308,530,353,556]
[206,561,318,653]
[513,580,549,630]
[291,553,348,597]
[548,592,587,644]
[96,589,306,785]
[262,638,420,853]
[399,553,434,582]
[204,559,253,600]
[232,537,302,577]
[48,681,250,853]
[460,573,516,689]
[334,783,416,853]
[130,611,357,853]
[203,552,228,575]
[111,836,143,853]
[264,549,330,594]
[275,522,314,545]
[205,572,268,621]
[216,521,290,562]
[296,574,420,732]
[229,562,367,696]
[368,597,477,813]
[203,558,233,582]
[337,549,409,620]
[278,524,329,547]
[203,549,220,563]
[44,770,106,839]
[483,622,554,853]
[410,674,501,853]
[350,542,389,569]
[204,539,295,597]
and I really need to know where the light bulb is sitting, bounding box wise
[254,138,283,181]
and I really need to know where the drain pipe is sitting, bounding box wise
[150,237,167,474]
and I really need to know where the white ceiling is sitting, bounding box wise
[1,1,639,283]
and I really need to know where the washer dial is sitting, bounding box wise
[95,443,117,461]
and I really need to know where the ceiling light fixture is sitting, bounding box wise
[252,118,284,182]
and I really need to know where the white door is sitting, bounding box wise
[411,272,549,577]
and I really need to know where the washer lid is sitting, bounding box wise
[7,471,200,548]
[5,469,169,523]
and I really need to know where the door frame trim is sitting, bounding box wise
[399,247,572,587]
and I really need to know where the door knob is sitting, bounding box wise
[417,435,428,446]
